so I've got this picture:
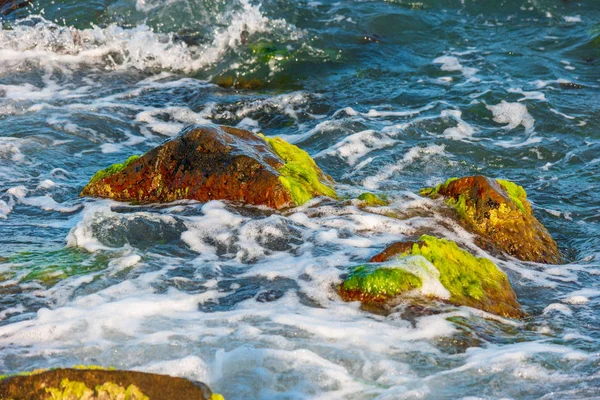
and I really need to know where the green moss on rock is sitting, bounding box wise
[88,155,140,186]
[496,179,528,213]
[419,177,458,198]
[357,192,389,206]
[4,249,109,287]
[45,378,149,400]
[419,175,562,264]
[260,135,337,206]
[339,264,422,302]
[354,234,524,318]
[411,235,505,303]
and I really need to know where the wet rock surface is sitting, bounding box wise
[420,175,563,264]
[0,368,220,400]
[81,125,335,209]
[0,0,32,16]
[340,235,524,319]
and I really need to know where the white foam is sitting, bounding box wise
[542,303,572,316]
[0,139,25,162]
[0,0,297,73]
[486,101,535,132]
[385,256,451,299]
[363,145,449,190]
[433,55,478,78]
[440,110,476,140]
[316,129,395,166]
[563,15,581,23]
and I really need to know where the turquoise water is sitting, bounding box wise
[0,0,599,398]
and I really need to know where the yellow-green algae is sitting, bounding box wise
[2,248,109,287]
[341,264,422,301]
[88,155,140,186]
[46,378,149,400]
[420,177,529,214]
[259,134,336,206]
[0,366,113,381]
[411,235,506,303]
[357,192,389,206]
[340,235,520,316]
[496,179,528,213]
[418,177,458,198]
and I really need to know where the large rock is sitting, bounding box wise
[81,125,336,209]
[420,176,563,264]
[0,367,223,400]
[339,235,524,318]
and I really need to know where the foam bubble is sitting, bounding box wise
[486,101,535,132]
[433,56,478,78]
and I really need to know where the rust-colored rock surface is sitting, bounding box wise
[421,176,563,264]
[82,125,294,209]
[0,368,218,400]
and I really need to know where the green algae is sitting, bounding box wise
[411,235,505,303]
[46,378,93,399]
[260,134,336,206]
[419,177,458,198]
[4,248,109,287]
[0,366,114,381]
[45,378,149,400]
[88,155,140,186]
[95,381,149,400]
[357,192,389,206]
[341,264,422,301]
[496,179,528,213]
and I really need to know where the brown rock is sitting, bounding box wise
[420,176,563,264]
[81,125,294,209]
[0,368,219,400]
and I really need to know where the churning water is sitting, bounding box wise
[0,0,599,398]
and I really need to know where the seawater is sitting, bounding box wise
[0,0,599,398]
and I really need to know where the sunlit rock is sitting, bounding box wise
[81,125,336,209]
[339,235,524,318]
[0,367,223,400]
[420,175,563,264]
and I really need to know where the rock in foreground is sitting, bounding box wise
[420,176,562,264]
[0,368,223,400]
[81,125,336,209]
[339,235,524,318]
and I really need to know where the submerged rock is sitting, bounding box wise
[0,367,223,400]
[0,0,32,16]
[357,192,389,207]
[339,235,524,318]
[81,125,336,209]
[420,176,563,264]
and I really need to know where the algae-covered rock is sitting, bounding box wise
[357,192,389,207]
[81,125,336,209]
[0,368,223,400]
[340,235,524,318]
[420,175,562,264]
[339,264,422,302]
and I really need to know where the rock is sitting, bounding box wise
[339,235,524,318]
[81,125,336,209]
[0,367,224,400]
[420,176,563,264]
[357,192,389,206]
[0,0,32,16]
